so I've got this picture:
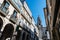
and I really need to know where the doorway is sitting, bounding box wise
[0,24,14,40]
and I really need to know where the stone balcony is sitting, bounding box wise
[21,12,32,24]
[10,14,18,24]
[19,20,31,32]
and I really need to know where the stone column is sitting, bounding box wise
[19,31,24,40]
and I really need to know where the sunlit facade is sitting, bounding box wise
[0,0,39,40]
[44,0,60,40]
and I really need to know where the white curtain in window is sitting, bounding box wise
[0,0,4,7]
[0,0,4,4]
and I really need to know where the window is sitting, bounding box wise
[20,0,25,4]
[20,7,24,14]
[45,31,47,34]
[2,1,10,13]
[4,1,10,8]
[13,10,17,18]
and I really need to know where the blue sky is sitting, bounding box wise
[26,0,46,27]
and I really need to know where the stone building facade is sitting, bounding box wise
[44,0,60,40]
[0,0,39,40]
[44,8,50,40]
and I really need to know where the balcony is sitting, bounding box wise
[19,20,27,28]
[19,20,30,31]
[10,10,18,23]
[10,17,17,23]
[20,7,32,24]
[21,12,32,24]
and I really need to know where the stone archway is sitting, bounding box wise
[0,24,14,40]
[0,17,3,30]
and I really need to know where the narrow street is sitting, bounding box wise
[0,0,60,40]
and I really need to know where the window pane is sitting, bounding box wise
[13,10,17,18]
[4,2,9,8]
[20,0,25,4]
[2,1,10,13]
[2,7,7,12]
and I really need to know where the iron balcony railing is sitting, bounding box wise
[10,15,18,23]
[19,20,30,31]
[21,11,32,24]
